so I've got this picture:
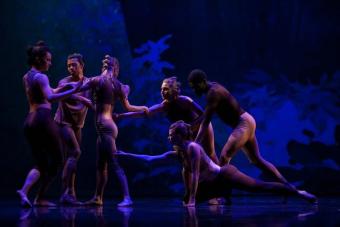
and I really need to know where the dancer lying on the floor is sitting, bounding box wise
[117,76,219,165]
[116,120,317,207]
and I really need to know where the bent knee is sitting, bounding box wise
[69,149,81,160]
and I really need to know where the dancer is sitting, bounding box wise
[17,41,82,207]
[55,53,93,205]
[188,69,293,186]
[117,121,317,206]
[117,76,219,164]
[81,55,148,206]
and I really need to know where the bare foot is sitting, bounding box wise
[208,198,220,205]
[117,198,133,207]
[33,199,57,207]
[208,197,227,205]
[17,190,32,207]
[298,190,318,204]
[60,194,83,206]
[84,197,103,206]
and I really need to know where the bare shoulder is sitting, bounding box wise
[178,95,194,103]
[188,142,201,153]
[34,72,49,83]
[58,76,72,84]
[88,75,100,84]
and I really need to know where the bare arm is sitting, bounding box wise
[183,96,204,128]
[70,94,95,110]
[38,74,81,103]
[121,98,149,113]
[118,102,164,120]
[183,143,200,207]
[195,91,218,143]
[117,83,148,113]
[116,150,177,165]
[182,168,191,204]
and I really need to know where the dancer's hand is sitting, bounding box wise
[69,80,83,92]
[141,106,149,115]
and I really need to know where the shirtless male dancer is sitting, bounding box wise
[17,41,82,207]
[188,69,294,187]
[117,121,317,206]
[117,76,218,164]
[81,55,148,206]
[55,53,93,205]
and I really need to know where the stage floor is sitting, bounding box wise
[1,196,339,226]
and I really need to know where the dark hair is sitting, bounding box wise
[26,40,50,67]
[67,53,85,66]
[169,120,193,140]
[188,69,207,84]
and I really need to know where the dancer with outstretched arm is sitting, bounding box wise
[117,121,317,206]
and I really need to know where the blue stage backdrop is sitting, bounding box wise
[0,0,339,198]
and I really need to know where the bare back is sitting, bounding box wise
[181,142,220,182]
[23,70,51,112]
[207,82,245,128]
[92,75,126,122]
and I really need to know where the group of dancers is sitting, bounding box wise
[17,40,317,208]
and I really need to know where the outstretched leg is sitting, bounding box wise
[243,136,290,185]
[220,165,317,203]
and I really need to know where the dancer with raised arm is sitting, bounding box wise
[17,41,82,207]
[81,55,148,206]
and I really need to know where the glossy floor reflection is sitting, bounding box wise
[2,196,340,226]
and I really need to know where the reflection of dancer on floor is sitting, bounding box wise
[55,53,93,205]
[118,207,133,227]
[117,76,218,164]
[117,121,317,206]
[184,207,198,227]
[188,69,294,187]
[81,56,148,206]
[17,41,82,207]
